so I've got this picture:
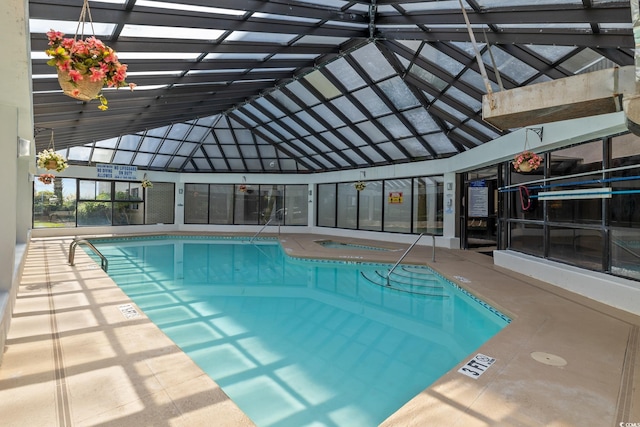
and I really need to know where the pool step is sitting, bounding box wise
[360,270,449,297]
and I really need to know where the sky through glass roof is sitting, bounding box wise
[28,0,634,173]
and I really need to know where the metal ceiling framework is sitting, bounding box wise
[29,0,634,173]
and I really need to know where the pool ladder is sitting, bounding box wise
[68,238,108,272]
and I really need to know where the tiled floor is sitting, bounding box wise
[1,233,638,426]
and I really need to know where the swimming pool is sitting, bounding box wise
[87,236,510,426]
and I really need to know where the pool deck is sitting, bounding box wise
[1,233,639,426]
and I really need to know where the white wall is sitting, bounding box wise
[1,0,35,365]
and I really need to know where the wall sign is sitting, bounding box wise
[388,191,403,204]
[97,163,138,180]
[468,180,488,217]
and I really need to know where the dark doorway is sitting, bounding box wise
[461,167,499,252]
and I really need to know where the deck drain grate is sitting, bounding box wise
[531,351,567,367]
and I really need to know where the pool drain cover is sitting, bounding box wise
[531,351,567,366]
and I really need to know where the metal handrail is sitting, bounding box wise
[250,208,285,243]
[69,238,108,272]
[386,233,436,286]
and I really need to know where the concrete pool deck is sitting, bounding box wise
[1,233,638,426]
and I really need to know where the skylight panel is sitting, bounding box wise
[248,68,296,73]
[335,127,366,147]
[419,44,465,76]
[294,35,349,45]
[377,115,411,139]
[94,138,118,149]
[232,79,276,84]
[177,142,197,156]
[126,71,184,77]
[524,44,577,63]
[319,132,348,150]
[324,21,368,29]
[120,25,225,41]
[133,152,154,166]
[286,80,322,107]
[271,54,318,60]
[433,99,467,121]
[255,97,287,119]
[90,0,127,4]
[351,43,396,82]
[304,70,342,100]
[252,12,320,24]
[482,48,537,84]
[356,121,387,144]
[399,137,430,157]
[29,19,116,36]
[270,91,302,114]
[293,0,349,8]
[424,132,457,154]
[294,111,325,133]
[157,141,177,155]
[358,145,386,163]
[353,87,391,117]
[205,53,269,60]
[280,116,310,137]
[230,111,257,128]
[477,0,582,6]
[187,126,211,142]
[399,0,461,12]
[402,108,441,134]
[138,137,161,152]
[378,77,420,110]
[167,123,192,141]
[187,69,248,75]
[326,58,366,91]
[150,155,171,168]
[117,52,201,60]
[311,104,344,128]
[90,148,114,164]
[443,86,482,111]
[136,0,245,16]
[560,48,609,74]
[226,31,297,44]
[118,135,143,150]
[113,151,135,164]
[376,142,407,161]
[331,97,366,122]
[68,146,92,162]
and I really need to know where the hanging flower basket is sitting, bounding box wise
[37,149,68,172]
[37,173,56,185]
[239,184,247,192]
[513,150,542,173]
[44,1,135,110]
[354,181,367,191]
[141,174,153,188]
[56,69,104,102]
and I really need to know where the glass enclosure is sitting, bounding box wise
[318,176,443,234]
[34,178,174,228]
[184,183,308,225]
[501,131,640,281]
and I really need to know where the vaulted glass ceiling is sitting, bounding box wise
[29,0,633,173]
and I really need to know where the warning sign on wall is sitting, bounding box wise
[388,191,403,204]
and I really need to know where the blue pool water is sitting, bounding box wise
[88,236,509,427]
